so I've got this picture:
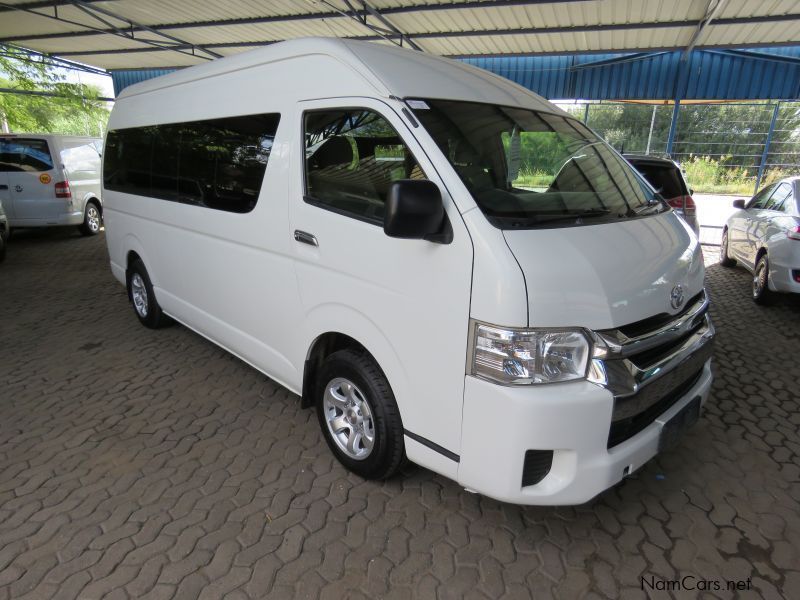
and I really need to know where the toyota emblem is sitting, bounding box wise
[670,284,685,310]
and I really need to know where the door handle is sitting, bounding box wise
[0,185,7,190]
[294,230,318,247]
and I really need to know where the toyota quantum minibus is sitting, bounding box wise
[102,38,714,505]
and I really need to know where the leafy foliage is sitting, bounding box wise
[0,45,110,136]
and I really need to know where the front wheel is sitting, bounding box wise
[79,201,102,236]
[752,254,773,305]
[315,349,404,479]
[720,230,736,267]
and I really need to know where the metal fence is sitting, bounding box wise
[557,100,800,196]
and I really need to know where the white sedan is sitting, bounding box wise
[721,177,800,303]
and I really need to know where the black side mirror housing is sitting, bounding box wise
[733,199,746,209]
[384,180,452,243]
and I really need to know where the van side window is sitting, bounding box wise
[104,113,280,213]
[304,109,426,223]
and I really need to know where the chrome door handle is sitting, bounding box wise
[294,230,318,247]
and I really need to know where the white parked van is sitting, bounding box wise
[0,134,103,235]
[103,38,714,505]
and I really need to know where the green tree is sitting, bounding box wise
[0,45,110,136]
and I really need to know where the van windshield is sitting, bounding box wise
[411,99,664,229]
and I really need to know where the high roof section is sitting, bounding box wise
[0,0,799,70]
[114,38,560,115]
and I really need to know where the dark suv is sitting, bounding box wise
[625,155,699,233]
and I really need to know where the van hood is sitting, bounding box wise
[502,212,704,330]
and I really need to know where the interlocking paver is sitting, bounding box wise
[1,229,799,598]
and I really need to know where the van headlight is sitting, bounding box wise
[470,323,591,385]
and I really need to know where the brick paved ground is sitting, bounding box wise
[1,228,798,599]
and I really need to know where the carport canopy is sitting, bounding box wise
[0,0,799,71]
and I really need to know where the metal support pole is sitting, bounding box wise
[666,99,681,157]
[755,102,780,194]
[583,103,590,125]
[645,104,657,154]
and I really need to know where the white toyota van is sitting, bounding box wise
[0,134,103,236]
[103,38,714,505]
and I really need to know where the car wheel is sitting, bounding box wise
[79,201,102,236]
[0,235,5,263]
[316,349,404,480]
[752,253,772,305]
[719,229,736,267]
[126,259,173,328]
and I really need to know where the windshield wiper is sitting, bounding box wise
[629,199,664,216]
[502,208,613,228]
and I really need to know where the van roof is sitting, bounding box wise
[118,37,561,115]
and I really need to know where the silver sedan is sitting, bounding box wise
[721,177,800,303]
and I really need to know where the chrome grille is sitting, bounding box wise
[589,290,715,448]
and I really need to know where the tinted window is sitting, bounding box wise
[304,109,426,223]
[105,127,152,196]
[0,138,53,172]
[151,124,180,201]
[103,114,280,213]
[748,184,776,209]
[765,182,792,211]
[629,162,687,199]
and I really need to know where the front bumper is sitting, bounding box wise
[457,359,712,505]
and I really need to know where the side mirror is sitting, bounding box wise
[384,180,451,243]
[733,199,746,209]
[689,188,694,195]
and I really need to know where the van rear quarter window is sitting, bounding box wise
[104,113,280,213]
[0,138,54,172]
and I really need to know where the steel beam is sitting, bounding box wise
[68,0,222,59]
[0,0,220,62]
[0,86,114,101]
[683,0,728,60]
[1,5,799,45]
[0,43,109,75]
[754,102,781,193]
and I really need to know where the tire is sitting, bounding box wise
[719,229,736,267]
[79,201,102,236]
[752,253,773,305]
[315,349,404,479]
[0,235,5,263]
[126,259,173,328]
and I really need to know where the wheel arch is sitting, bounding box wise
[121,235,156,295]
[81,193,102,215]
[299,309,408,412]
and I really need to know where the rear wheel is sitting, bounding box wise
[752,253,773,305]
[0,235,6,263]
[315,349,404,479]
[126,259,172,328]
[79,201,102,236]
[719,229,736,267]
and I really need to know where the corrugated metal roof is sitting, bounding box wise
[1,0,799,71]
[461,46,800,101]
[112,45,800,101]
